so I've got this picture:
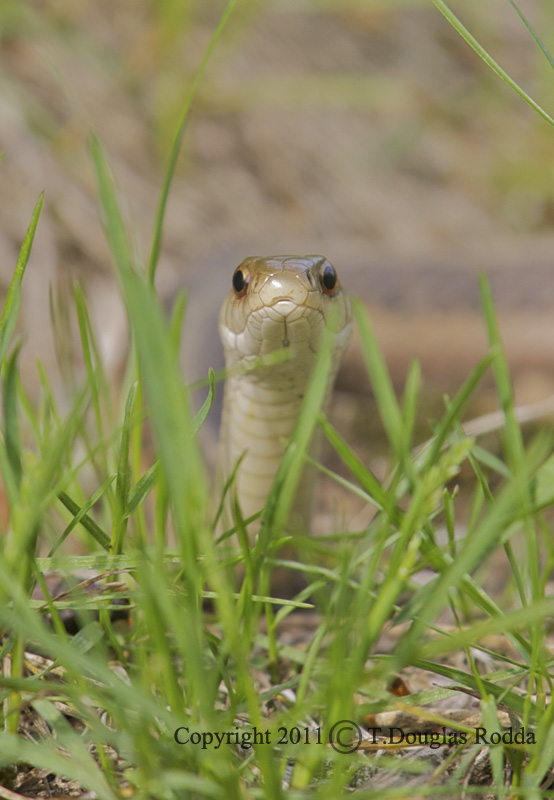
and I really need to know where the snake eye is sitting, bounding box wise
[320,263,339,297]
[232,266,250,298]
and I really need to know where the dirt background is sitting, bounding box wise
[2,0,554,454]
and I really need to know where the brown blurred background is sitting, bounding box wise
[2,0,554,460]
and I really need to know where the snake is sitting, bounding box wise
[217,255,352,536]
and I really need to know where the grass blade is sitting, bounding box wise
[3,344,22,488]
[352,297,404,458]
[147,0,239,283]
[53,477,115,556]
[257,321,336,545]
[57,491,111,551]
[127,461,158,515]
[192,367,216,435]
[111,381,138,554]
[432,0,554,128]
[90,135,218,719]
[508,0,554,73]
[0,193,43,365]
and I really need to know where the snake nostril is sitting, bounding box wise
[232,266,250,298]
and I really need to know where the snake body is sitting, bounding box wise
[217,255,352,534]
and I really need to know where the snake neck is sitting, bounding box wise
[217,368,318,535]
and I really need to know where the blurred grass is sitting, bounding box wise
[4,0,554,233]
[0,0,554,798]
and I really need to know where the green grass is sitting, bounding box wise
[433,0,554,130]
[1,2,554,798]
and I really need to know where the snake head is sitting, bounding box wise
[219,255,352,367]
